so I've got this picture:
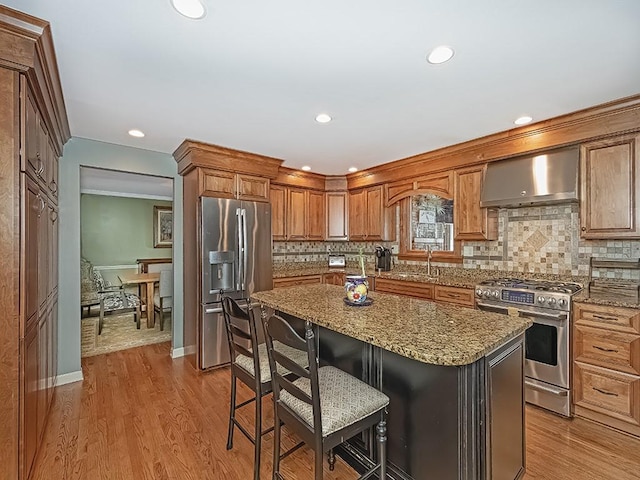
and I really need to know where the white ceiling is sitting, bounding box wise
[8,1,640,175]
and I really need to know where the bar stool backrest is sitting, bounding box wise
[221,296,262,384]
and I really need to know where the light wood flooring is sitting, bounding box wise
[31,342,640,479]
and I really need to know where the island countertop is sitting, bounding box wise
[252,284,532,366]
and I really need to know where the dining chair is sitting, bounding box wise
[221,296,308,480]
[153,269,172,331]
[92,268,141,334]
[263,313,389,480]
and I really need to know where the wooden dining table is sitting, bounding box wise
[118,272,160,328]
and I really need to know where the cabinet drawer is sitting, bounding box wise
[374,278,434,300]
[575,325,640,375]
[574,361,640,428]
[574,303,640,334]
[273,275,323,288]
[434,285,475,307]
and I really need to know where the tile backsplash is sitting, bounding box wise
[274,203,640,280]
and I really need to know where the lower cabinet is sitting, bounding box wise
[273,274,323,288]
[23,323,39,478]
[573,302,640,437]
[322,272,345,286]
[374,278,474,307]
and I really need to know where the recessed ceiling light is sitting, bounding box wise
[128,129,145,138]
[427,46,455,64]
[348,167,358,173]
[301,166,311,171]
[315,113,332,123]
[514,116,533,125]
[171,0,206,19]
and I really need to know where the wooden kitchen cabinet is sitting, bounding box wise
[434,284,476,307]
[573,302,640,437]
[348,185,395,241]
[326,191,348,240]
[323,272,345,286]
[375,278,434,300]
[198,168,271,202]
[272,186,325,240]
[454,165,497,240]
[580,133,640,238]
[273,275,323,288]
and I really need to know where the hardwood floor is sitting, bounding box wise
[32,342,640,479]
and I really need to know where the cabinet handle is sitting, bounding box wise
[593,345,618,353]
[50,210,58,222]
[446,293,460,298]
[35,195,45,216]
[592,387,618,397]
[49,179,57,194]
[581,226,586,231]
[593,314,618,321]
[36,154,44,176]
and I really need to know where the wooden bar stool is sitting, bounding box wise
[263,313,390,480]
[221,297,308,480]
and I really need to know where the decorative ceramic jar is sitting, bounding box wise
[345,275,369,304]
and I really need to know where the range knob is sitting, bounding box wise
[492,290,500,299]
[548,298,556,305]
[475,289,483,298]
[538,296,546,304]
[558,298,567,307]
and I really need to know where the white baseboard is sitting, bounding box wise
[56,370,84,386]
[171,347,185,358]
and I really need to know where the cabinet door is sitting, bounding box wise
[348,189,367,240]
[23,323,39,478]
[37,314,48,443]
[237,173,269,202]
[23,175,41,326]
[326,192,348,240]
[366,186,384,240]
[270,186,287,240]
[37,194,49,310]
[454,166,497,240]
[580,134,640,238]
[287,188,307,240]
[306,190,325,240]
[47,140,58,202]
[23,88,42,181]
[48,205,58,297]
[199,168,236,198]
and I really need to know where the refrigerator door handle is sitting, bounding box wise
[236,208,243,292]
[204,306,223,314]
[241,208,247,292]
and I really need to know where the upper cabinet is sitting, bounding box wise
[271,186,325,241]
[326,191,348,241]
[453,165,497,240]
[348,185,395,241]
[198,168,270,202]
[580,134,640,239]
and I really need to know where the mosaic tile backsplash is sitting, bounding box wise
[274,203,640,280]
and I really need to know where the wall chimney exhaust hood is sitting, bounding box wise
[480,147,579,208]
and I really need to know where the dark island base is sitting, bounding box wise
[279,312,526,480]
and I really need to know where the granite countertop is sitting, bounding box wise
[252,284,532,367]
[272,262,587,289]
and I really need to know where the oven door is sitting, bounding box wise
[522,309,569,390]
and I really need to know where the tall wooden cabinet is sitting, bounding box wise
[348,185,396,241]
[0,7,70,480]
[580,134,640,238]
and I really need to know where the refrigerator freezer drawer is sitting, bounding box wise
[200,304,231,369]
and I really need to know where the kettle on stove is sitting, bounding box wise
[375,246,392,272]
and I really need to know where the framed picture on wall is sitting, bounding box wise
[153,206,173,248]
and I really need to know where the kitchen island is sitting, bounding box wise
[252,284,532,480]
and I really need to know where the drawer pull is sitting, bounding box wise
[446,293,460,298]
[593,345,618,353]
[593,314,618,321]
[593,387,618,397]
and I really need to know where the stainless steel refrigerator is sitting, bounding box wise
[199,197,272,369]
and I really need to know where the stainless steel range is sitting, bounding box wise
[475,278,583,416]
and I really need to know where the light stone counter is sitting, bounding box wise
[252,283,532,366]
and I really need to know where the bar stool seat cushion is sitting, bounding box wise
[235,341,308,383]
[280,366,389,436]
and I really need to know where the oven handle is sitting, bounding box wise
[525,380,568,396]
[477,302,567,322]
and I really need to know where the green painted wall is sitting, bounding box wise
[81,195,172,265]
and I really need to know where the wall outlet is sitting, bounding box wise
[391,244,399,255]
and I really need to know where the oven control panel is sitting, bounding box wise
[475,287,571,312]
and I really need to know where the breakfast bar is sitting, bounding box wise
[252,284,533,480]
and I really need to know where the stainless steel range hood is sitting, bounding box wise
[480,147,579,208]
